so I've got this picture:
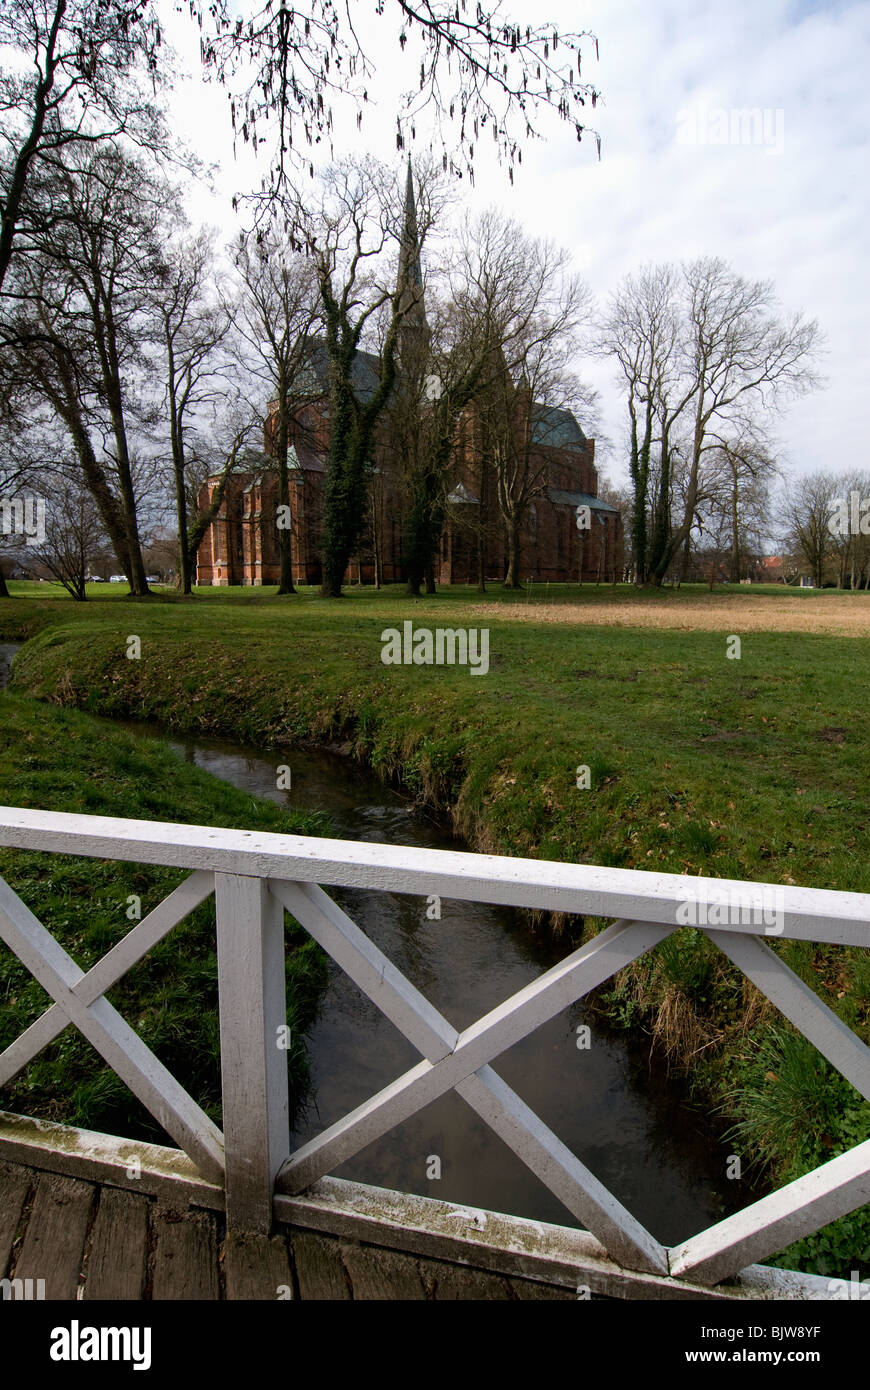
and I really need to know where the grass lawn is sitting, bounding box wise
[1,579,868,1276]
[4,581,870,894]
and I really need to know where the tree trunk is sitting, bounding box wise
[167,340,194,596]
[320,298,400,597]
[48,357,135,584]
[628,398,654,586]
[729,467,740,582]
[0,559,9,597]
[173,458,193,596]
[679,532,692,584]
[98,311,149,596]
[647,425,673,582]
[503,516,521,588]
[476,455,487,593]
[275,395,297,595]
[404,455,449,597]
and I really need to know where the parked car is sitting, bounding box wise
[108,574,126,583]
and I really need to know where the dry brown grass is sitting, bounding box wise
[473,593,870,636]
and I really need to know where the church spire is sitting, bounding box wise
[395,158,430,360]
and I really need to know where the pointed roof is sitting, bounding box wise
[395,158,429,339]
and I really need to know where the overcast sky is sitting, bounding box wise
[160,0,869,492]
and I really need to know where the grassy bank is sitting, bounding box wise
[6,586,870,890]
[2,582,869,1275]
[0,688,329,1146]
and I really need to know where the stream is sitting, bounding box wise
[1,641,744,1244]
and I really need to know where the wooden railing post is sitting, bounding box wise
[215,873,289,1234]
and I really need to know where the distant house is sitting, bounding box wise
[759,556,784,583]
[195,165,622,589]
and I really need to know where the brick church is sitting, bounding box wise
[195,168,622,589]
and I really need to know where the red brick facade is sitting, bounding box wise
[194,393,622,588]
[195,167,622,588]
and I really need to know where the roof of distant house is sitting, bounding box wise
[547,488,618,514]
[532,405,588,450]
[292,340,382,403]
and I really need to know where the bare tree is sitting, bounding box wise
[820,468,870,591]
[229,235,321,594]
[5,143,170,594]
[26,467,106,599]
[779,471,839,589]
[285,155,444,597]
[598,264,688,584]
[153,227,235,594]
[0,0,166,291]
[702,425,780,582]
[601,258,822,586]
[657,258,822,584]
[394,209,590,596]
[486,255,592,589]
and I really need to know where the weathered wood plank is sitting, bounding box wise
[151,1207,220,1300]
[0,1161,32,1277]
[2,808,867,944]
[421,1260,520,1300]
[276,1176,844,1300]
[13,1172,95,1299]
[224,1230,294,1300]
[339,1242,427,1300]
[508,1276,579,1299]
[0,1111,224,1211]
[291,1231,351,1300]
[215,874,289,1234]
[84,1187,149,1300]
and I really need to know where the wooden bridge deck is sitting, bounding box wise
[0,1159,575,1301]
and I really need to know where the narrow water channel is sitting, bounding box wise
[2,642,745,1245]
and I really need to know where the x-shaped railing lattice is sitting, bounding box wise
[0,869,224,1183]
[1,808,869,1288]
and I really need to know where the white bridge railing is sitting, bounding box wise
[0,805,868,1289]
